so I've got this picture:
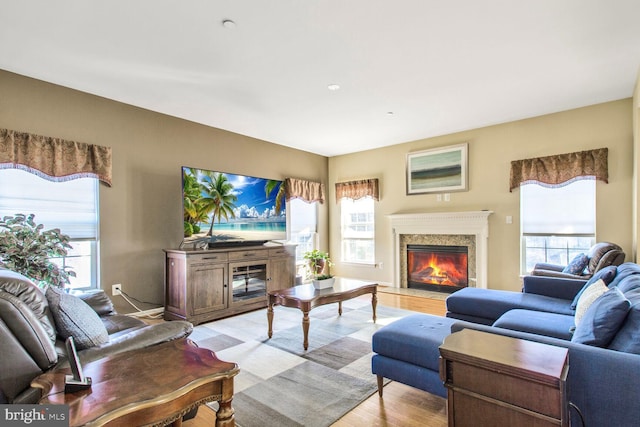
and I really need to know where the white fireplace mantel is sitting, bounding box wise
[389,211,493,289]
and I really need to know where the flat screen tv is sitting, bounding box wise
[182,167,286,247]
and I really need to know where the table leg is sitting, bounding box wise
[216,377,236,427]
[338,301,342,316]
[302,310,310,350]
[267,296,274,338]
[372,291,377,323]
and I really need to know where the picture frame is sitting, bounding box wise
[406,143,468,194]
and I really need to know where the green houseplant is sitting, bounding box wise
[303,249,333,276]
[303,250,335,289]
[0,213,76,288]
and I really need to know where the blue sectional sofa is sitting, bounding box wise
[372,262,640,427]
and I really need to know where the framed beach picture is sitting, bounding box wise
[406,143,468,194]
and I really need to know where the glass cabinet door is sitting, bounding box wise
[230,261,267,304]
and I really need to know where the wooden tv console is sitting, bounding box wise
[164,244,296,324]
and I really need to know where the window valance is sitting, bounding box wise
[284,178,325,204]
[0,128,112,186]
[335,178,379,202]
[509,148,607,192]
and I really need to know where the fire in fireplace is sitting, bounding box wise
[407,244,468,292]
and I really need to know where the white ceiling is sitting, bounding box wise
[1,1,639,157]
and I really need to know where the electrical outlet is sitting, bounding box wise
[112,284,122,296]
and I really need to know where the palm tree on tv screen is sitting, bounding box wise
[265,179,284,216]
[199,172,238,236]
[183,169,209,236]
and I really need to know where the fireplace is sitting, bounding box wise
[407,245,468,292]
[389,211,493,289]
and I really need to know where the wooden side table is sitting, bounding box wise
[32,339,239,427]
[439,329,569,427]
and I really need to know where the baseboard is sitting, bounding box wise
[127,307,164,318]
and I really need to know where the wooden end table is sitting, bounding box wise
[439,328,569,426]
[267,278,377,350]
[32,338,239,427]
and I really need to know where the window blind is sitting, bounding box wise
[0,169,98,239]
[521,180,595,235]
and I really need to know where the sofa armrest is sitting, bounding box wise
[522,275,586,300]
[75,290,116,316]
[450,322,640,427]
[532,262,565,272]
[70,321,193,366]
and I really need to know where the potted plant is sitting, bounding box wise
[303,250,335,289]
[0,213,76,288]
[303,249,332,275]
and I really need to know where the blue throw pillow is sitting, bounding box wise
[563,253,589,275]
[608,303,640,354]
[571,287,630,347]
[571,265,618,310]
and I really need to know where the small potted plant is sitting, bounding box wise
[303,249,332,275]
[303,250,335,289]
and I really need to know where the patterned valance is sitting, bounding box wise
[335,178,379,202]
[284,178,325,204]
[509,148,607,192]
[0,128,112,186]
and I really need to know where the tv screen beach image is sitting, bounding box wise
[182,167,286,242]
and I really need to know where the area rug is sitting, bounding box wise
[189,297,415,427]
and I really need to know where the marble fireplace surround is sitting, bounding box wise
[389,211,493,289]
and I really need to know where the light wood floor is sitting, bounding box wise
[184,288,449,427]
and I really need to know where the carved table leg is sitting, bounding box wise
[216,377,236,427]
[338,301,343,316]
[372,291,377,323]
[267,297,274,338]
[302,310,310,350]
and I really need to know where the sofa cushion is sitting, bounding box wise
[572,287,630,347]
[607,262,640,289]
[372,314,455,372]
[493,309,575,340]
[446,287,575,324]
[574,279,609,325]
[45,286,109,350]
[608,288,640,354]
[613,274,640,295]
[563,253,589,275]
[0,270,57,343]
[570,266,618,309]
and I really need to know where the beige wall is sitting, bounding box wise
[633,69,640,262]
[329,99,634,291]
[0,70,329,313]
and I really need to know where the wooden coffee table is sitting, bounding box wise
[267,277,377,350]
[32,338,239,427]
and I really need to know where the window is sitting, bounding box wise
[520,180,595,273]
[341,197,375,264]
[0,169,99,290]
[287,198,318,264]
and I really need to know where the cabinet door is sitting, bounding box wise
[189,262,227,315]
[268,256,295,292]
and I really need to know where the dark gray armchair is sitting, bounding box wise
[530,242,625,280]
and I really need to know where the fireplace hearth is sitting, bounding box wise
[407,244,468,292]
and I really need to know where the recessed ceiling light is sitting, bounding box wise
[222,19,236,29]
[327,84,340,91]
[386,112,394,116]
